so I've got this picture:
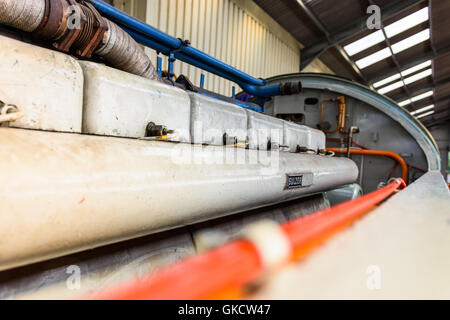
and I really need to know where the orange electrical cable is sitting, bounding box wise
[327,147,409,184]
[87,178,406,300]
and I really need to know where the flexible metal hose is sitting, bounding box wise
[0,0,46,32]
[0,0,159,80]
[95,19,159,80]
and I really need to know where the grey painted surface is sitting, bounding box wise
[253,172,450,299]
[429,125,449,178]
[264,73,440,193]
[1,194,329,300]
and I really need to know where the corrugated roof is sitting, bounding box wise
[253,0,450,127]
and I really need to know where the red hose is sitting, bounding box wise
[88,178,406,300]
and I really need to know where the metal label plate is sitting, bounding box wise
[286,173,313,189]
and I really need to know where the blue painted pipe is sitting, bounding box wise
[88,0,288,98]
[123,27,283,98]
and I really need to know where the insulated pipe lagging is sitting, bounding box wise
[88,0,266,87]
[0,0,159,80]
[0,0,46,32]
[95,19,159,80]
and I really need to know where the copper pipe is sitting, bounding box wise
[320,96,349,134]
[327,147,409,184]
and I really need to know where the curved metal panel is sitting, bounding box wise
[267,73,441,171]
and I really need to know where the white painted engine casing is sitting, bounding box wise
[0,128,358,271]
[80,61,191,142]
[247,110,284,150]
[190,93,247,146]
[0,35,83,132]
[283,121,326,153]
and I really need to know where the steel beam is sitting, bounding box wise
[424,115,450,128]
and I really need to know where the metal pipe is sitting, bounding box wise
[320,96,349,134]
[90,178,405,300]
[88,0,264,86]
[88,0,301,98]
[95,19,159,80]
[0,0,46,32]
[0,0,159,80]
[123,27,291,98]
[327,147,409,183]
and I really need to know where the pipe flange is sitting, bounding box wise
[53,0,85,52]
[73,1,108,58]
[33,0,69,41]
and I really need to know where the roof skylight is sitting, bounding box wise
[343,30,385,56]
[411,104,434,116]
[373,60,432,88]
[404,68,432,84]
[378,80,404,94]
[378,69,432,94]
[397,90,433,106]
[391,29,430,53]
[355,48,391,69]
[384,7,429,38]
[416,110,434,119]
[355,29,430,69]
[344,7,429,57]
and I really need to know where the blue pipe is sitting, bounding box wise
[123,27,283,98]
[88,0,285,97]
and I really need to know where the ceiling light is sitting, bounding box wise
[355,48,391,69]
[401,60,432,77]
[343,7,429,57]
[373,74,402,88]
[411,104,434,115]
[404,69,432,85]
[416,110,434,118]
[344,30,385,56]
[411,90,433,102]
[378,80,404,94]
[378,69,431,95]
[397,90,433,106]
[384,7,429,38]
[398,99,412,107]
[392,29,430,54]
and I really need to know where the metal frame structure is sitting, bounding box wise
[299,0,424,71]
[291,0,448,127]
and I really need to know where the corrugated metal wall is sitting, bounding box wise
[113,0,300,96]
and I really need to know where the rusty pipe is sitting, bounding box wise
[327,147,409,183]
[0,0,159,80]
